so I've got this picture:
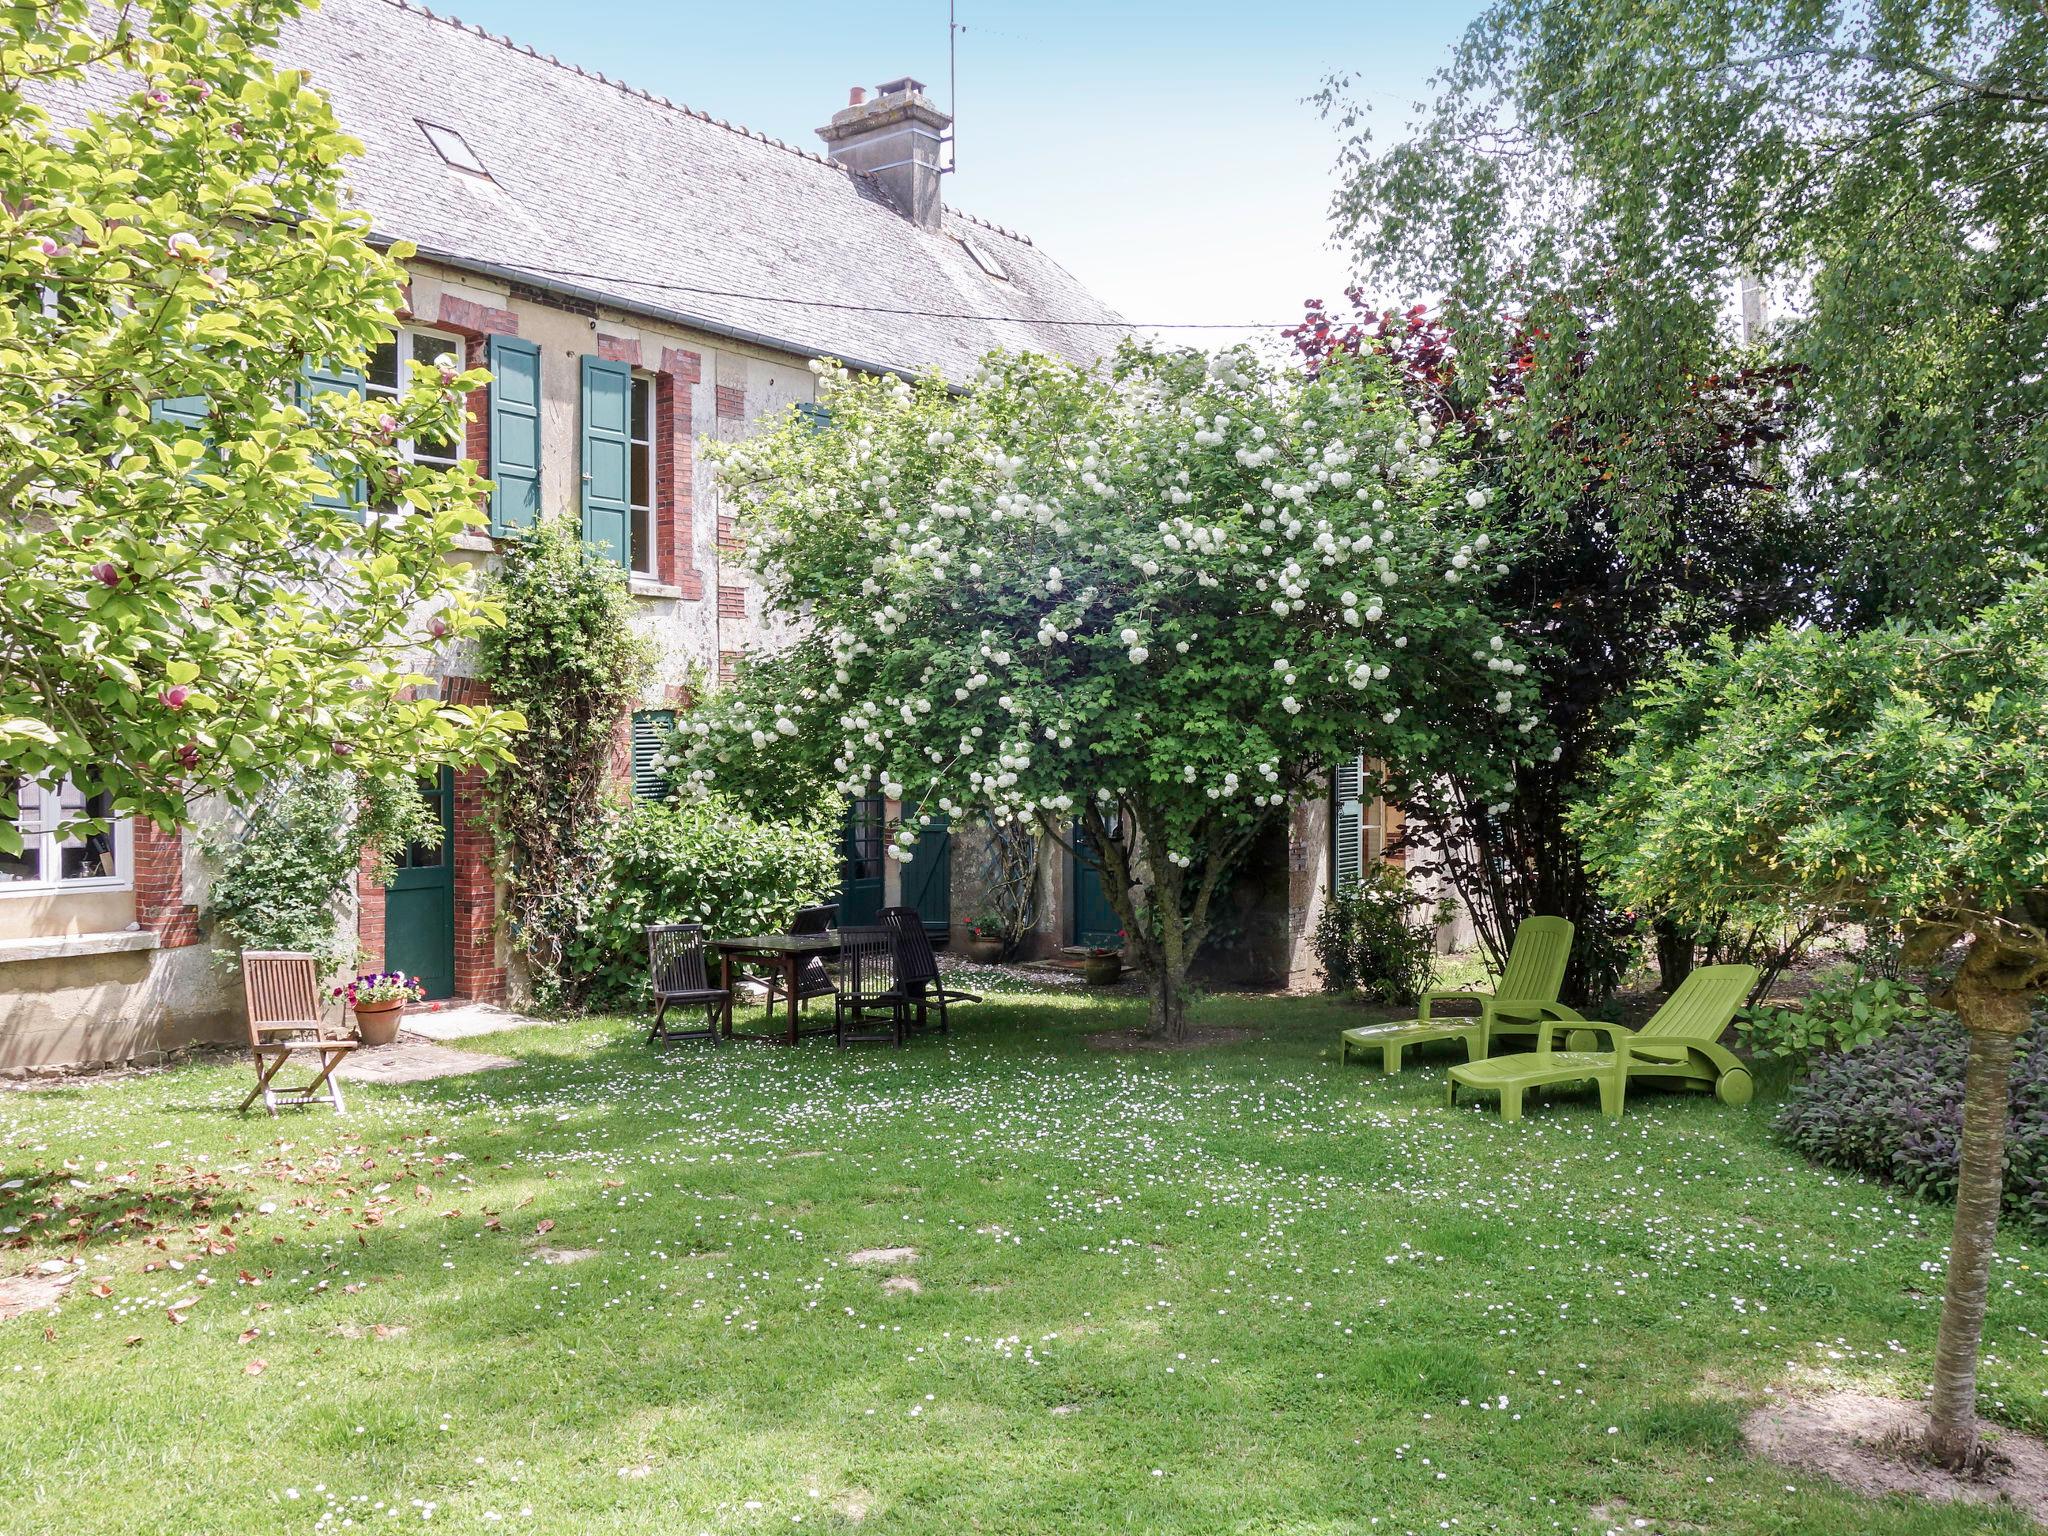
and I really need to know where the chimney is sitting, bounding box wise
[817,76,950,231]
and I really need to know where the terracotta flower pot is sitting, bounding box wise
[965,937,1004,964]
[1082,954,1123,987]
[352,999,404,1047]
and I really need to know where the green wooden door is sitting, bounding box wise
[1070,819,1123,948]
[386,768,456,1000]
[838,796,884,927]
[901,811,951,941]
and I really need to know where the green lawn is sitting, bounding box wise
[3,981,2044,1535]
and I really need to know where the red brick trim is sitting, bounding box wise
[718,650,741,685]
[714,383,746,421]
[356,850,387,971]
[716,514,742,553]
[654,369,705,600]
[132,821,200,947]
[451,766,504,1004]
[437,293,519,337]
[596,333,642,367]
[717,585,746,619]
[663,682,697,710]
[659,347,702,385]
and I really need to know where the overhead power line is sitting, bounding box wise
[488,259,1304,332]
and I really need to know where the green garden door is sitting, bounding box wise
[1070,819,1123,949]
[838,796,884,927]
[901,811,951,942]
[386,768,456,999]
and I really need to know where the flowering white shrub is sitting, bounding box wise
[670,342,1541,1038]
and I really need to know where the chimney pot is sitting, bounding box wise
[848,86,866,106]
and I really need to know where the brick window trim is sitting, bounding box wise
[717,584,747,619]
[714,382,746,421]
[654,360,705,600]
[132,821,200,948]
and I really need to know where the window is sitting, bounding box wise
[366,328,464,515]
[417,120,490,178]
[958,235,1009,281]
[629,373,655,576]
[2,775,129,894]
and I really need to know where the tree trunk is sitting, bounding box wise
[1926,983,2026,1470]
[1148,962,1189,1041]
[1654,917,1696,994]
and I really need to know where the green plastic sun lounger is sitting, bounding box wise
[1338,915,1574,1073]
[1444,962,1758,1122]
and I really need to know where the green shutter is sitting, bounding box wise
[795,401,832,432]
[487,335,541,535]
[630,710,675,801]
[300,360,365,517]
[151,395,209,430]
[1332,753,1365,890]
[580,355,632,566]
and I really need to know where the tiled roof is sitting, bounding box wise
[280,0,1127,377]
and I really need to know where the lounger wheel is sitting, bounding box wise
[1715,1068,1754,1106]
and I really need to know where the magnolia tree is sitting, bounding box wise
[1,0,522,849]
[1581,580,2048,1469]
[666,344,1542,1039]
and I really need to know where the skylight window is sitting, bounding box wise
[417,120,489,178]
[960,235,1009,282]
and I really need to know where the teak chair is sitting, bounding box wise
[239,951,356,1115]
[764,902,839,1018]
[879,906,979,1034]
[834,926,907,1047]
[1446,963,1759,1122]
[646,923,730,1044]
[1339,915,1575,1072]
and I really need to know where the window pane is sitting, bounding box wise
[414,432,459,467]
[367,339,400,393]
[629,440,651,511]
[413,332,460,374]
[0,779,38,884]
[53,780,116,880]
[631,503,654,576]
[630,376,651,442]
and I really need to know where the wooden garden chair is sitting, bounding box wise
[1338,915,1575,1072]
[1445,963,1759,1121]
[834,926,908,1047]
[239,951,356,1115]
[764,902,838,1018]
[646,923,730,1044]
[879,906,980,1035]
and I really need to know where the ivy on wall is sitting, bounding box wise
[475,519,652,1008]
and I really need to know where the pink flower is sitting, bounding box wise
[331,739,353,757]
[428,616,449,638]
[176,743,200,769]
[159,685,190,710]
[375,413,399,438]
[90,561,120,587]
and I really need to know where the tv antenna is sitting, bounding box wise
[944,0,959,175]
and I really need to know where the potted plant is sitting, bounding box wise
[963,915,1006,965]
[1082,938,1124,987]
[334,971,425,1047]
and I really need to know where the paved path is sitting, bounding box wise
[402,1002,553,1042]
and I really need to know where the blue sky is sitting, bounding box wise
[416,1,1485,347]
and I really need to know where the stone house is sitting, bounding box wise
[2,0,1403,1068]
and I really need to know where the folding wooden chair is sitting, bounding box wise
[646,923,730,1044]
[239,951,356,1115]
[879,906,980,1035]
[764,902,838,1018]
[834,926,907,1047]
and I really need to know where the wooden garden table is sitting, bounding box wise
[712,932,842,1045]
